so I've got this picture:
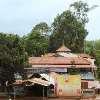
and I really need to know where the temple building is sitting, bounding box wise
[24,45,96,98]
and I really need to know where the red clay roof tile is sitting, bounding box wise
[56,45,71,52]
[78,53,92,58]
[29,57,91,65]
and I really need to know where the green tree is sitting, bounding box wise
[70,1,98,25]
[95,39,100,50]
[95,40,100,79]
[0,33,28,90]
[95,50,100,79]
[25,30,48,56]
[24,22,49,57]
[33,22,50,36]
[70,1,89,24]
[85,40,100,78]
[49,10,88,52]
[49,1,97,53]
[85,41,95,56]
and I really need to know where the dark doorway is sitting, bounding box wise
[25,84,47,97]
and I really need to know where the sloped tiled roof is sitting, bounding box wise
[56,45,71,52]
[43,53,56,57]
[29,56,91,65]
[78,53,92,58]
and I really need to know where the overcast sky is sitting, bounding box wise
[0,0,100,40]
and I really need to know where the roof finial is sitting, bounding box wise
[56,40,71,52]
[62,39,65,46]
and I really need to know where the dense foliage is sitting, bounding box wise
[0,33,27,89]
[33,22,50,36]
[96,50,100,78]
[24,22,49,56]
[49,10,88,52]
[85,40,100,78]
[70,1,89,24]
[49,1,90,53]
[0,22,50,89]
